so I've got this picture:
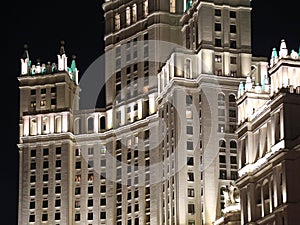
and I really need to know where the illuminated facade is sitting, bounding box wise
[235,40,300,225]
[17,1,298,225]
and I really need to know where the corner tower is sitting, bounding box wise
[18,43,80,225]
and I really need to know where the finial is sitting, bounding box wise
[279,39,288,58]
[22,44,29,60]
[59,40,66,55]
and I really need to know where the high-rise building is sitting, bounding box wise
[17,1,299,225]
[235,40,300,225]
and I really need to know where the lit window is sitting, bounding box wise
[219,170,227,179]
[170,0,176,13]
[185,59,192,78]
[40,100,46,107]
[215,55,222,63]
[115,13,120,30]
[132,4,137,23]
[126,7,131,26]
[143,0,148,16]
[186,109,193,119]
[188,188,195,197]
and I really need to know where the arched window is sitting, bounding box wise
[42,117,49,134]
[229,94,236,102]
[74,118,82,135]
[218,93,225,101]
[132,4,137,23]
[55,116,62,133]
[100,116,106,131]
[230,140,237,149]
[30,118,37,135]
[126,7,131,26]
[219,139,226,148]
[185,59,192,79]
[88,117,94,133]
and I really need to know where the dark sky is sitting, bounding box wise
[3,0,299,224]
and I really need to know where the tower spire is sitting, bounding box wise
[20,44,31,75]
[57,40,68,71]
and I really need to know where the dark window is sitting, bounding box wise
[100,185,106,193]
[88,199,93,207]
[215,38,222,47]
[134,203,139,212]
[42,213,48,221]
[51,98,56,105]
[229,110,236,118]
[188,204,195,214]
[56,173,61,180]
[55,212,60,220]
[29,201,35,209]
[219,155,226,163]
[230,11,236,18]
[30,188,35,196]
[187,126,193,135]
[220,170,227,179]
[31,89,36,95]
[75,187,80,195]
[230,57,237,64]
[88,212,93,220]
[100,212,106,219]
[30,162,36,170]
[56,160,61,167]
[29,215,35,222]
[230,40,237,49]
[75,213,80,221]
[215,9,221,16]
[42,200,48,208]
[230,25,237,33]
[41,88,46,94]
[43,174,48,181]
[76,161,81,169]
[43,148,49,156]
[30,175,36,183]
[186,95,193,105]
[51,87,56,93]
[31,149,36,157]
[55,199,61,207]
[43,161,49,169]
[187,172,194,181]
[215,23,222,32]
[231,171,238,180]
[187,157,194,166]
[55,186,61,194]
[100,198,106,205]
[230,156,237,164]
[230,140,237,149]
[56,147,61,154]
[88,186,93,194]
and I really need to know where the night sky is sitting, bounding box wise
[3,0,299,224]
